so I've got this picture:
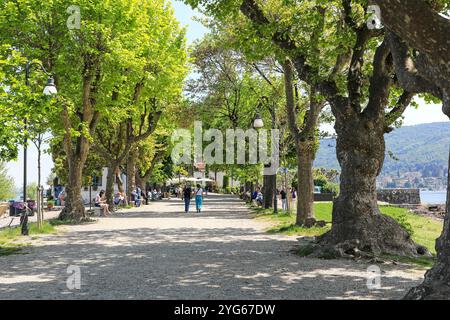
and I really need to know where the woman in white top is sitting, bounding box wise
[95,190,110,216]
[195,184,204,213]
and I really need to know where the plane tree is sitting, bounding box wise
[185,0,428,257]
[369,0,450,300]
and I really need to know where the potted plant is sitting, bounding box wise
[47,199,55,209]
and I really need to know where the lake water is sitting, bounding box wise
[420,191,447,204]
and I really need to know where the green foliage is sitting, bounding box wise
[223,175,230,188]
[26,182,38,201]
[0,163,15,200]
[313,168,339,194]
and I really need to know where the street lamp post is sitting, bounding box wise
[21,61,57,236]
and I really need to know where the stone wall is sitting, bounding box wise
[377,188,421,205]
[314,193,335,202]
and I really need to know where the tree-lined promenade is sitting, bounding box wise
[0,194,427,300]
[0,0,449,300]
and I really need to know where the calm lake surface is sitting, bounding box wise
[421,191,447,204]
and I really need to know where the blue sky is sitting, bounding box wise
[172,0,209,44]
[5,1,449,189]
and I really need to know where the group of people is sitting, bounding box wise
[181,183,205,213]
[249,187,297,212]
[131,187,164,206]
[94,183,205,216]
[93,185,165,217]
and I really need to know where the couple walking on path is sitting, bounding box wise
[182,184,204,213]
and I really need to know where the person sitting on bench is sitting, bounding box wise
[95,190,110,216]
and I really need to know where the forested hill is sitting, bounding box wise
[315,121,450,176]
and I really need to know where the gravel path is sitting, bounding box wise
[0,194,425,300]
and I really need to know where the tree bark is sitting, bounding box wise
[368,0,450,298]
[296,141,315,225]
[318,115,422,256]
[126,148,137,202]
[105,163,116,207]
[59,159,86,222]
[282,59,321,226]
[263,171,275,209]
[115,166,128,205]
[404,145,450,300]
[370,0,449,80]
[135,172,146,193]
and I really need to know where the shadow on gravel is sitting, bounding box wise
[0,225,421,300]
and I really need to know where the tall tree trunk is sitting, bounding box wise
[59,159,85,222]
[126,149,137,202]
[37,139,42,228]
[282,59,321,226]
[263,171,275,209]
[405,148,450,299]
[115,166,128,205]
[296,141,315,226]
[135,172,146,193]
[318,116,422,256]
[105,163,116,207]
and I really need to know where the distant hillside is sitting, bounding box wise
[314,121,450,177]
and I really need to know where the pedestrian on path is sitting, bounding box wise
[182,184,192,213]
[280,189,287,212]
[195,184,204,213]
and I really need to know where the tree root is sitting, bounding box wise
[296,237,430,261]
[296,218,328,228]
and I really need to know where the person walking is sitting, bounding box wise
[182,184,192,213]
[195,184,204,213]
[291,187,297,209]
[280,189,287,212]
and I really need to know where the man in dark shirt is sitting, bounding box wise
[280,189,287,212]
[182,184,192,213]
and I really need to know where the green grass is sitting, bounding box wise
[381,253,436,268]
[253,202,443,255]
[0,221,57,256]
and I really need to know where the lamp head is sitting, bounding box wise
[43,77,57,95]
[253,113,264,129]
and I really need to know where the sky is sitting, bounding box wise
[5,1,449,189]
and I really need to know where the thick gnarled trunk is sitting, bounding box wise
[318,116,422,256]
[405,148,450,299]
[263,173,275,209]
[296,141,315,226]
[59,159,85,222]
